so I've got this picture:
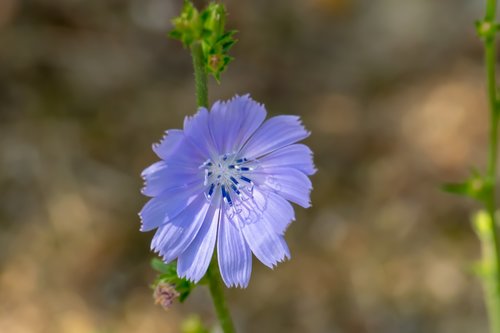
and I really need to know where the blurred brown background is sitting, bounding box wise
[0,0,493,332]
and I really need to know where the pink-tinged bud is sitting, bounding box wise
[153,282,180,311]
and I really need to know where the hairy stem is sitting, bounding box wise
[190,40,236,333]
[191,42,209,108]
[206,259,236,333]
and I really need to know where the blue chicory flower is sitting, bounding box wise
[140,95,315,287]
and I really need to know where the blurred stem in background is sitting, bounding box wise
[474,211,500,333]
[480,0,500,331]
[448,0,500,331]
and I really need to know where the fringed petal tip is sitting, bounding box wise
[185,107,208,122]
[227,281,249,289]
[138,212,146,232]
[270,252,291,269]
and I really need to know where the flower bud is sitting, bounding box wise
[153,282,180,311]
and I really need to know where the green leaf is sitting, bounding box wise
[151,258,176,275]
[177,279,194,302]
[442,169,492,204]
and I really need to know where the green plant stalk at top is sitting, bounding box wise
[481,0,500,332]
[190,40,237,333]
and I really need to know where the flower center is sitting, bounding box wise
[200,153,256,206]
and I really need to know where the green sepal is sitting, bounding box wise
[169,1,202,48]
[201,3,226,44]
[442,169,493,204]
[151,258,196,303]
[204,30,237,82]
[151,257,176,274]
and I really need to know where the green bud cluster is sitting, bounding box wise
[170,1,237,82]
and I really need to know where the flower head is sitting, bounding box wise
[140,95,315,288]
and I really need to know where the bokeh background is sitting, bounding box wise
[0,0,494,332]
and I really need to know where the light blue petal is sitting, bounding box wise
[209,95,266,154]
[240,115,310,159]
[239,189,291,268]
[217,213,252,288]
[141,161,166,179]
[152,129,205,170]
[259,144,316,176]
[184,107,218,159]
[208,100,229,154]
[252,168,312,208]
[139,184,203,231]
[177,196,221,283]
[152,194,211,263]
[141,161,201,197]
[152,129,184,160]
[259,191,295,235]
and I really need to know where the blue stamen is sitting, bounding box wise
[228,165,235,169]
[221,185,232,205]
[240,176,252,183]
[208,183,215,198]
[239,167,250,171]
[230,176,239,185]
[231,184,240,195]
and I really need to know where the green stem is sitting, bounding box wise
[191,42,209,108]
[206,259,236,333]
[487,0,497,22]
[190,40,236,333]
[486,40,500,284]
[482,0,500,332]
